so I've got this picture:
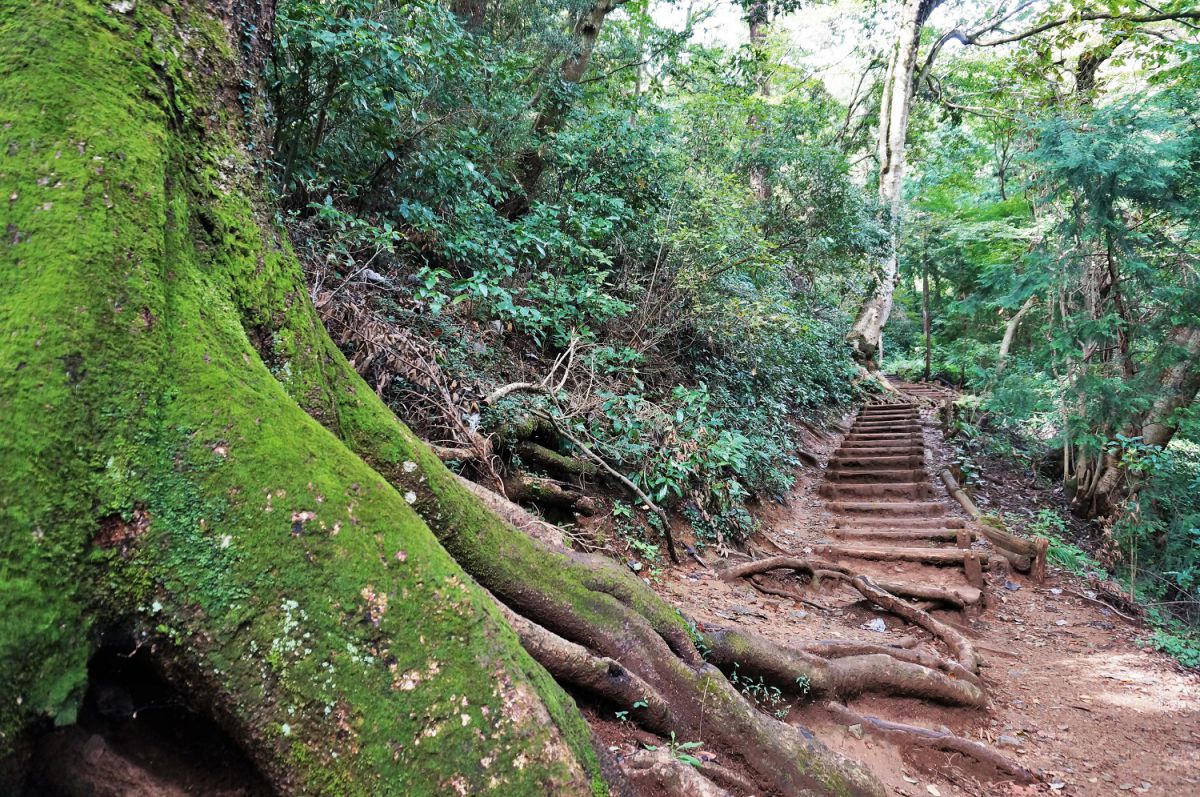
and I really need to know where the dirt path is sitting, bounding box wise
[650,385,1200,796]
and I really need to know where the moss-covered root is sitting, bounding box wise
[253,325,882,792]
[0,2,603,793]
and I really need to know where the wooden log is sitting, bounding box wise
[515,440,599,477]
[503,473,596,515]
[939,468,1048,580]
[964,551,984,589]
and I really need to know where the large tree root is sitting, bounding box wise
[718,557,981,674]
[703,628,985,707]
[825,703,1040,785]
[494,599,676,735]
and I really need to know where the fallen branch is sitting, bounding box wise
[825,703,1039,785]
[429,443,478,461]
[541,414,680,563]
[1062,589,1141,624]
[484,381,549,405]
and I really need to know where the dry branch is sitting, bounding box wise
[541,414,680,563]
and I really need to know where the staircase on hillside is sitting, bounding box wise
[817,384,989,611]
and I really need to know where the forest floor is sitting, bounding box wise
[599,387,1200,797]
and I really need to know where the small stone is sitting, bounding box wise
[847,723,864,740]
[997,734,1022,749]
[1003,580,1022,591]
[864,618,887,633]
[1055,619,1069,626]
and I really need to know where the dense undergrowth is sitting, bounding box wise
[268,0,880,557]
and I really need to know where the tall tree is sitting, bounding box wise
[846,0,942,369]
[846,0,1200,370]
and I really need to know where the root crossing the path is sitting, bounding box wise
[644,380,1200,797]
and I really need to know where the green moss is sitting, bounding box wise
[1,1,598,793]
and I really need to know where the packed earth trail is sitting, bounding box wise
[638,382,1200,797]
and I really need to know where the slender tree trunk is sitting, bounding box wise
[504,0,624,216]
[846,0,942,368]
[922,253,931,381]
[747,1,772,201]
[997,295,1037,368]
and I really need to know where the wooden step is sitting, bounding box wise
[834,445,924,458]
[829,528,974,543]
[831,517,965,530]
[819,482,933,500]
[838,436,923,447]
[815,543,988,565]
[829,454,925,469]
[845,431,923,441]
[852,420,922,429]
[825,468,927,483]
[827,501,947,517]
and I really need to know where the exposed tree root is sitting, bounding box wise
[846,574,981,675]
[825,703,1039,785]
[794,640,980,688]
[748,574,836,612]
[394,481,883,795]
[494,599,676,735]
[455,474,567,548]
[703,628,985,707]
[717,557,981,674]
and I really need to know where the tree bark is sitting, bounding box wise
[0,4,890,795]
[504,0,625,216]
[1076,324,1200,516]
[846,0,941,369]
[997,295,1037,367]
[747,1,772,201]
[0,1,601,791]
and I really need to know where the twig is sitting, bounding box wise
[1063,589,1141,624]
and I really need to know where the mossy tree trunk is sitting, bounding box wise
[1,2,890,795]
[0,2,598,792]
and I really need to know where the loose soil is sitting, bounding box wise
[604,384,1200,797]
